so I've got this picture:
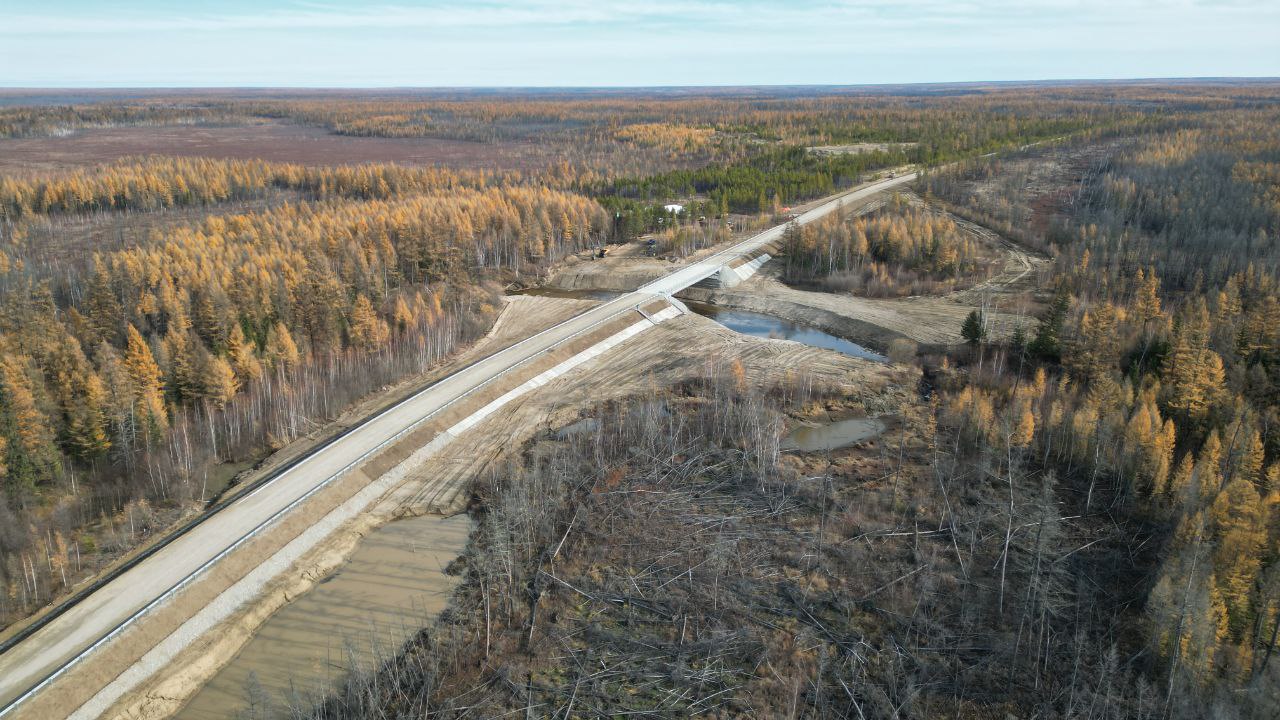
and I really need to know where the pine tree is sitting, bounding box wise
[47,336,110,461]
[1069,302,1120,385]
[163,330,201,404]
[1152,419,1177,496]
[84,258,123,346]
[190,289,228,353]
[961,309,986,346]
[391,296,415,335]
[1133,267,1163,324]
[1236,430,1265,485]
[1195,430,1224,506]
[1011,404,1036,448]
[1163,303,1225,424]
[1168,452,1196,503]
[1030,287,1070,361]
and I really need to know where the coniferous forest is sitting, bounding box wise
[1,82,1278,718]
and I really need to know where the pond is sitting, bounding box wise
[685,302,886,362]
[782,416,887,452]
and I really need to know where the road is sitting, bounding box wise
[0,170,916,718]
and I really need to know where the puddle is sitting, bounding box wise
[177,513,470,719]
[685,302,886,362]
[510,287,621,301]
[555,417,600,439]
[782,417,886,452]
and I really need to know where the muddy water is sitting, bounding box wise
[685,302,887,362]
[783,417,886,452]
[177,513,470,719]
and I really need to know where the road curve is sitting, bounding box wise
[0,170,916,717]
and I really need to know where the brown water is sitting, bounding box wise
[177,513,470,719]
[782,417,886,452]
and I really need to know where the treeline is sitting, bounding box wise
[782,194,987,296]
[0,156,495,221]
[0,103,244,139]
[235,85,1176,149]
[236,100,436,138]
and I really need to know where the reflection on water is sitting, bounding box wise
[177,513,470,719]
[782,417,886,452]
[686,303,886,362]
[510,287,621,301]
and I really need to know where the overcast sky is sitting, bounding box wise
[1,0,1277,87]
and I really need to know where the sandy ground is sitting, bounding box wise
[1,295,639,720]
[175,514,471,719]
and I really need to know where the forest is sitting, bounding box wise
[1,82,1278,718]
[915,101,1280,716]
[0,153,607,625]
[781,194,990,296]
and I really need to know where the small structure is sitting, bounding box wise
[663,203,684,214]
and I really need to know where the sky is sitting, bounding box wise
[0,1,1277,87]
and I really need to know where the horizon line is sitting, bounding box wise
[3,76,1280,93]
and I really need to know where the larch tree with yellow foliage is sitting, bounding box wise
[122,324,167,440]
